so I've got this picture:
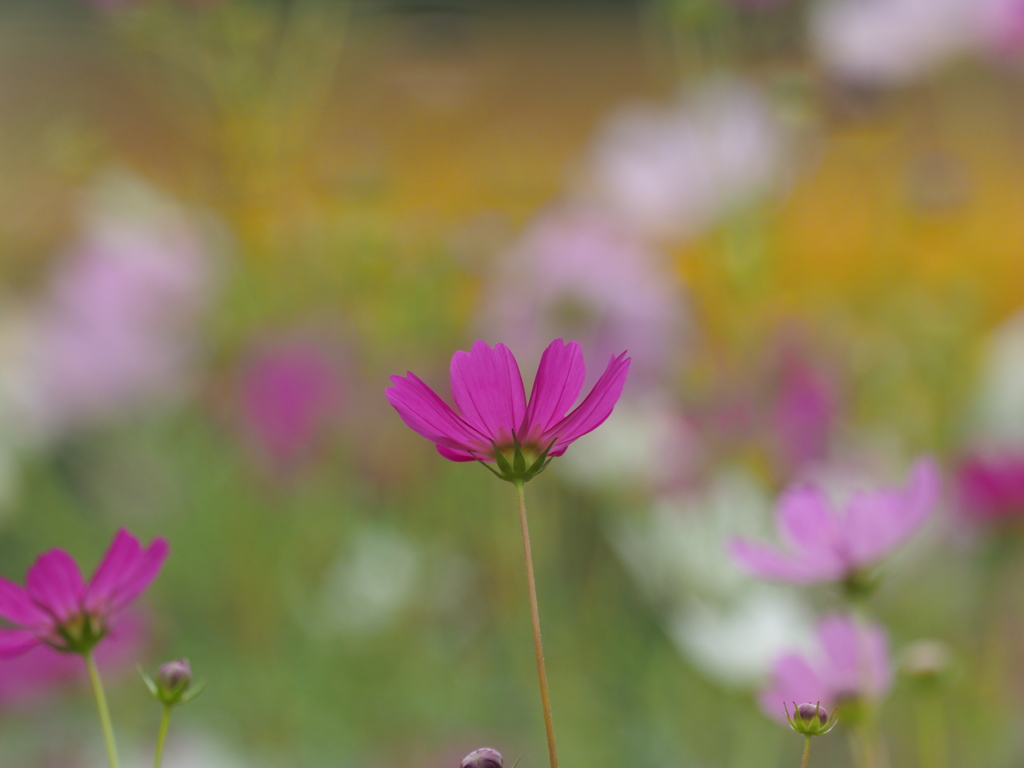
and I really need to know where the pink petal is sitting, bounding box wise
[776,485,841,560]
[0,629,42,658]
[436,445,480,462]
[85,530,140,609]
[86,533,168,615]
[759,653,825,722]
[25,551,86,623]
[0,578,52,628]
[543,350,630,450]
[729,539,844,583]
[521,339,586,438]
[819,614,892,699]
[449,342,527,442]
[386,372,490,453]
[844,457,939,564]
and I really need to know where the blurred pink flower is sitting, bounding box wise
[955,453,1024,524]
[0,529,167,657]
[771,352,838,476]
[0,610,146,707]
[586,79,788,241]
[386,339,630,481]
[477,207,687,388]
[239,340,344,475]
[760,614,892,722]
[33,199,212,433]
[977,0,1024,56]
[730,458,940,583]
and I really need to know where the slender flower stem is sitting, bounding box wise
[85,650,121,768]
[514,480,559,768]
[800,736,812,768]
[154,705,173,768]
[915,693,948,768]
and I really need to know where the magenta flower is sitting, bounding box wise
[955,453,1024,524]
[238,339,343,476]
[730,458,940,583]
[386,339,631,482]
[0,529,168,657]
[0,610,146,708]
[760,614,892,722]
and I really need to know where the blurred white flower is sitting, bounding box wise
[113,731,260,768]
[308,526,473,640]
[316,527,422,638]
[584,79,789,242]
[609,466,814,686]
[964,308,1024,447]
[561,395,698,492]
[668,590,814,687]
[0,301,49,511]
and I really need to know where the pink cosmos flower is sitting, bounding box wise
[386,339,630,482]
[0,529,168,657]
[0,610,146,707]
[955,453,1024,524]
[730,458,940,583]
[760,614,892,722]
[771,351,838,477]
[238,339,344,476]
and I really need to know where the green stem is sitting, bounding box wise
[154,705,173,768]
[915,692,948,768]
[85,650,121,768]
[514,480,559,768]
[800,736,812,768]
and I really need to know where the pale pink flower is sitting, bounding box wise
[977,0,1024,56]
[730,458,940,583]
[477,207,687,388]
[0,529,167,657]
[33,192,212,433]
[238,339,344,475]
[760,614,892,722]
[809,0,1024,84]
[587,79,787,241]
[386,339,630,481]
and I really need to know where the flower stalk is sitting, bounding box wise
[515,480,559,768]
[85,650,121,768]
[153,705,171,768]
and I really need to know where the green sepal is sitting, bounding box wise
[492,444,514,478]
[526,438,557,478]
[512,433,527,476]
[139,665,206,707]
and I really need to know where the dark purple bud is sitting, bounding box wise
[796,702,829,724]
[460,748,502,768]
[158,658,192,691]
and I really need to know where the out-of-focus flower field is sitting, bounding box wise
[2,0,1024,766]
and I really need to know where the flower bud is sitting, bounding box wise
[797,703,828,724]
[460,748,503,768]
[140,658,205,707]
[158,659,192,691]
[785,701,837,736]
